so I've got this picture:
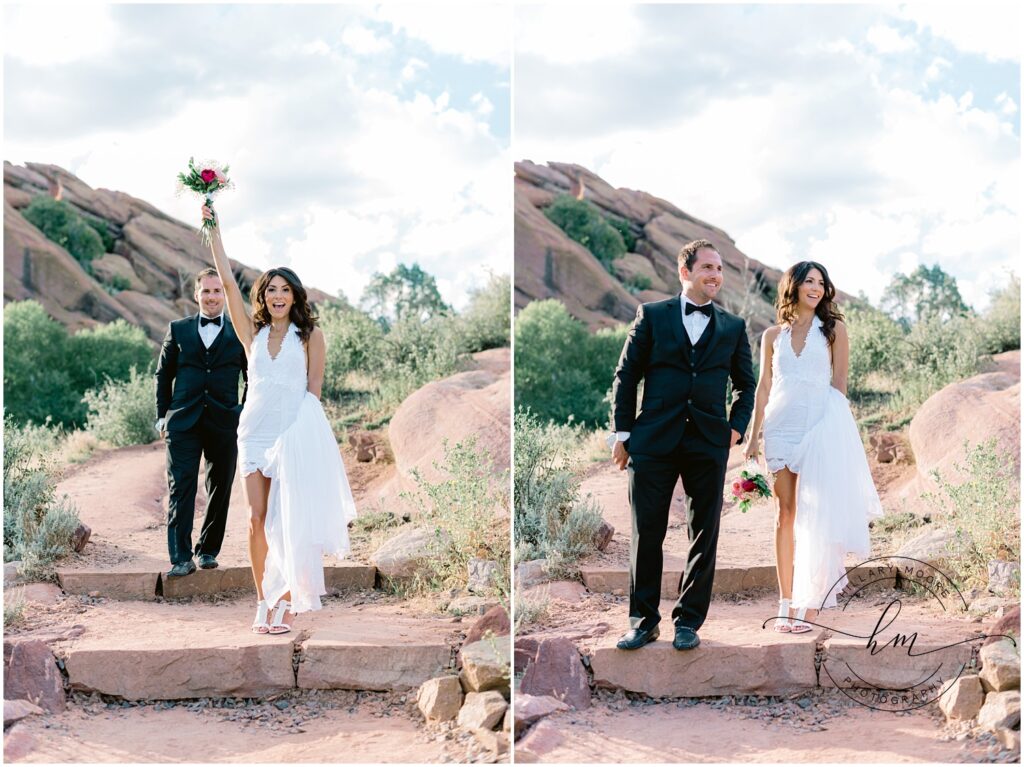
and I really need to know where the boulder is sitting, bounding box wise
[462,606,511,650]
[2,640,65,713]
[2,726,37,760]
[90,254,147,292]
[457,691,507,731]
[370,527,451,581]
[521,581,587,604]
[467,558,499,594]
[471,727,510,758]
[978,690,1021,733]
[592,521,615,552]
[71,523,92,553]
[997,727,1021,751]
[988,561,1020,596]
[907,358,1020,490]
[3,699,44,727]
[447,594,499,616]
[869,432,903,463]
[986,606,1021,646]
[516,559,548,587]
[519,637,591,710]
[3,561,22,584]
[7,583,63,606]
[938,675,985,721]
[416,676,463,722]
[515,636,541,674]
[513,693,569,737]
[459,637,511,695]
[347,431,379,463]
[980,639,1021,692]
[894,527,956,569]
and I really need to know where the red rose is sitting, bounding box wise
[200,169,217,184]
[741,479,756,492]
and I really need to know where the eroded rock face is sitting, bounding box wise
[370,527,451,581]
[2,640,66,713]
[4,161,332,341]
[519,637,591,710]
[416,676,463,722]
[980,640,1021,693]
[514,160,785,334]
[459,637,511,695]
[457,691,507,731]
[938,675,985,722]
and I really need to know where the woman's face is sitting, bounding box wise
[265,275,294,320]
[797,268,825,311]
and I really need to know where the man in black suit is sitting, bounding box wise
[155,267,247,578]
[611,239,755,651]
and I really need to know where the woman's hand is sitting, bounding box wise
[742,435,761,463]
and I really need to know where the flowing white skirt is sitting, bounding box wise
[260,393,357,613]
[788,387,883,610]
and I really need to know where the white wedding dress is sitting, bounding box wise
[237,322,357,613]
[762,315,883,610]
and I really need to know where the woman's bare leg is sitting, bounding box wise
[774,467,798,617]
[244,471,272,600]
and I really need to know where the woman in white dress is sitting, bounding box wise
[202,205,357,634]
[743,261,882,634]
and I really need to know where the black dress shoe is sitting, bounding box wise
[673,625,700,650]
[166,560,196,578]
[616,626,660,650]
[197,554,219,570]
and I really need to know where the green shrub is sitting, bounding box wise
[456,272,511,353]
[403,437,510,601]
[83,215,116,252]
[83,367,158,447]
[513,409,604,575]
[846,305,904,398]
[608,216,637,252]
[2,301,82,426]
[3,302,155,428]
[925,439,1020,592]
[891,314,986,412]
[319,304,388,399]
[623,274,652,294]
[3,416,83,580]
[371,316,463,413]
[980,274,1020,354]
[22,197,104,271]
[104,274,131,293]
[514,299,626,428]
[543,194,627,269]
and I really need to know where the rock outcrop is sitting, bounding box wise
[4,162,332,341]
[514,160,784,333]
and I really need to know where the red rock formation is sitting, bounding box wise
[515,160,784,335]
[4,161,333,341]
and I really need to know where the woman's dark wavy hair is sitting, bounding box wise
[250,267,318,343]
[775,261,844,346]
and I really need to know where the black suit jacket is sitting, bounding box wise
[611,295,756,456]
[155,314,248,434]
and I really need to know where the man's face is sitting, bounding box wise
[194,275,225,317]
[679,247,724,302]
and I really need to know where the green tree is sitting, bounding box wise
[880,264,970,327]
[21,197,105,272]
[543,195,627,270]
[515,299,625,427]
[2,301,79,426]
[980,274,1020,354]
[456,272,510,352]
[361,263,451,328]
[66,320,155,394]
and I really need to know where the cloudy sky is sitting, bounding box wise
[4,3,511,309]
[516,4,1021,310]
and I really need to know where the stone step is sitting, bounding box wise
[57,564,376,600]
[585,596,982,699]
[59,599,457,700]
[579,563,884,598]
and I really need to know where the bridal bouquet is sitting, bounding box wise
[176,157,233,244]
[731,460,772,513]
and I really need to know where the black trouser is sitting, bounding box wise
[627,419,729,632]
[165,419,237,565]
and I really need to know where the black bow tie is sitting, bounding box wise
[200,315,222,327]
[685,302,713,317]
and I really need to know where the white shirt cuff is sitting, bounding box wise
[615,432,630,441]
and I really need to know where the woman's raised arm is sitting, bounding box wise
[202,205,254,352]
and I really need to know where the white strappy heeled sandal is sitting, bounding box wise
[773,597,793,632]
[790,606,813,634]
[268,600,293,635]
[251,600,270,634]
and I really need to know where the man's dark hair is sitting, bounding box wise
[677,239,717,270]
[194,267,219,291]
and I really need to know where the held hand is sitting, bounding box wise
[742,435,759,461]
[612,440,629,471]
[730,429,742,447]
[201,204,221,235]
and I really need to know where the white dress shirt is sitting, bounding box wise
[614,295,713,443]
[198,311,225,348]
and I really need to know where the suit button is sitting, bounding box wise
[692,372,697,377]
[206,369,211,373]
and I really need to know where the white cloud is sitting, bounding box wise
[401,57,428,81]
[866,23,918,54]
[996,92,1019,115]
[471,92,494,116]
[376,5,511,68]
[924,56,952,82]
[3,4,118,66]
[895,4,1023,63]
[515,4,644,65]
[341,23,392,55]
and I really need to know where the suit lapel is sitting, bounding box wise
[186,313,202,355]
[667,294,690,355]
[694,304,724,368]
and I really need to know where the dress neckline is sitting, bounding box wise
[786,315,819,359]
[266,322,292,362]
